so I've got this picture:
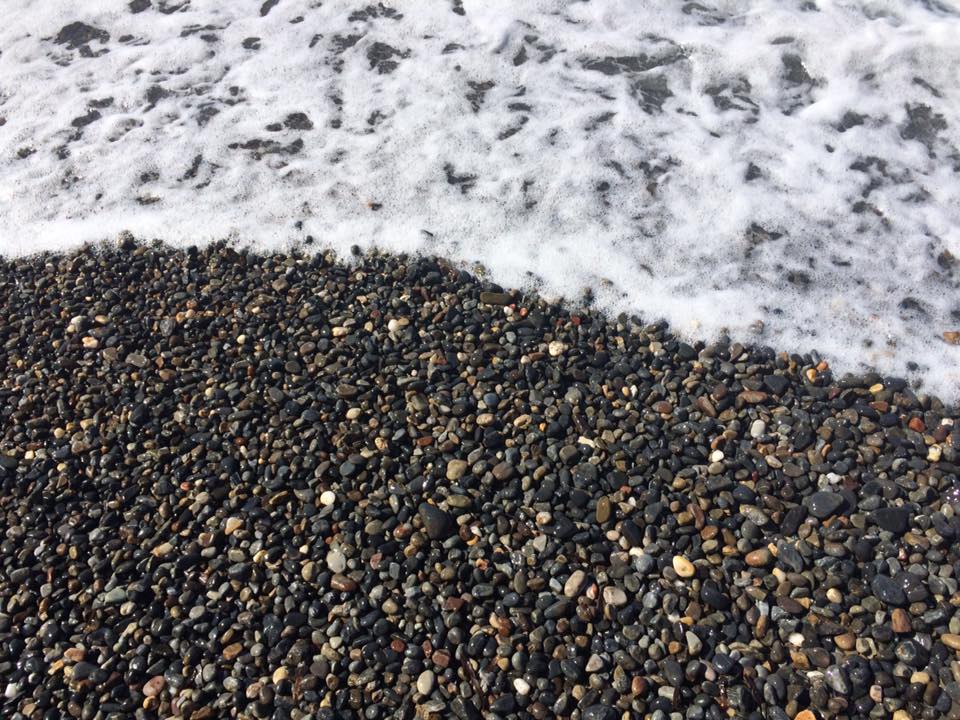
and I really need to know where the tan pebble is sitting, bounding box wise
[225,517,243,535]
[835,633,856,651]
[331,574,358,592]
[794,710,816,720]
[673,556,695,578]
[143,675,166,697]
[319,490,336,506]
[826,588,842,604]
[745,548,772,567]
[272,667,289,684]
[892,710,911,720]
[151,542,174,557]
[943,330,960,345]
[63,648,85,663]
[910,671,929,685]
[81,336,99,349]
[942,633,960,651]
[223,643,244,661]
[928,445,942,462]
[548,340,565,356]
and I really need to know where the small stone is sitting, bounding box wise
[225,517,243,535]
[548,340,566,356]
[942,634,960,651]
[419,503,456,540]
[143,676,166,697]
[513,677,531,695]
[750,419,766,438]
[319,490,336,506]
[596,496,612,524]
[151,542,174,557]
[891,608,912,633]
[81,336,99,349]
[330,574,357,592]
[872,506,911,534]
[416,670,435,696]
[872,575,907,606]
[223,643,244,661]
[564,570,587,598]
[446,459,468,481]
[807,491,845,519]
[272,667,289,684]
[745,548,772,567]
[673,556,695,578]
[301,561,318,582]
[602,586,628,607]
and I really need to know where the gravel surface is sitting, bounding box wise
[1,241,960,720]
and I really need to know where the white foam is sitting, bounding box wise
[1,0,959,398]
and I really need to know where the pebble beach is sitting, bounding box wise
[2,241,960,720]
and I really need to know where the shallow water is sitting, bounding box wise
[1,0,959,398]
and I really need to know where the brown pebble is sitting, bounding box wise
[596,496,611,524]
[943,633,960,651]
[835,633,856,651]
[223,643,244,661]
[891,608,912,634]
[331,574,358,592]
[745,548,772,567]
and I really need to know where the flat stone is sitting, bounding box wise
[806,491,845,519]
[872,506,911,534]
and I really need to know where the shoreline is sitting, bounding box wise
[1,241,959,720]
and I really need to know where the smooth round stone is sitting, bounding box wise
[446,460,468,481]
[603,586,628,607]
[416,670,435,696]
[319,490,336,506]
[513,678,531,695]
[326,549,346,574]
[750,420,766,438]
[673,556,695,578]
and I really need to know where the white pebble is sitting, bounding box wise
[319,490,336,506]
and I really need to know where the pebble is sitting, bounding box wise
[673,555,695,577]
[564,570,587,597]
[319,490,336,506]
[416,670,436,696]
[806,491,845,519]
[602,586,628,607]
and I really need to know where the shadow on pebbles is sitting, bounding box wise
[1,239,960,720]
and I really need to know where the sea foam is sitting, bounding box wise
[1,0,959,398]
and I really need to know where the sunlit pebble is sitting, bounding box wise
[320,490,337,506]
